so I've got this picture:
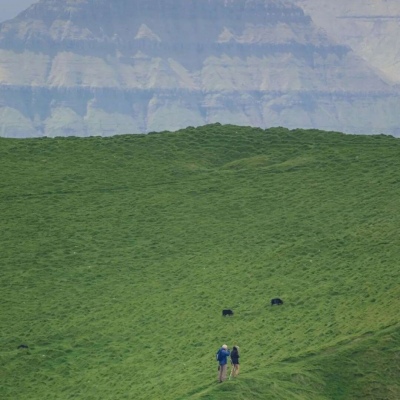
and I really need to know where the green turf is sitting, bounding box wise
[1,124,399,399]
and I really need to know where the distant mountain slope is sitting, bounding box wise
[0,0,399,137]
[291,0,400,84]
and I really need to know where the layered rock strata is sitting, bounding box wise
[0,0,399,137]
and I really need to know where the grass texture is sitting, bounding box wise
[1,124,400,399]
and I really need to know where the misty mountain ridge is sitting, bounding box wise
[291,0,400,84]
[0,0,399,137]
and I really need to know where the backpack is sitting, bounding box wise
[216,349,220,362]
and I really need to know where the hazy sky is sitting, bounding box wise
[0,0,36,23]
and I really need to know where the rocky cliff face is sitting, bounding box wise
[0,0,399,137]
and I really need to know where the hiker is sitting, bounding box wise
[230,345,240,377]
[216,344,230,383]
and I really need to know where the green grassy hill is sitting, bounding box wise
[1,125,399,399]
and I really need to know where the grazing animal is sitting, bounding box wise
[271,298,283,306]
[17,344,29,349]
[222,309,234,316]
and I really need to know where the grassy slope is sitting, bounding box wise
[0,125,399,399]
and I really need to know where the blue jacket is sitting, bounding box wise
[216,348,230,365]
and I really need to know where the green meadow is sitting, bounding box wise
[1,124,399,399]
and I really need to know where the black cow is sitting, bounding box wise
[222,309,234,316]
[17,344,29,349]
[271,298,283,306]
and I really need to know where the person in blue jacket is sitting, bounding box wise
[216,344,230,382]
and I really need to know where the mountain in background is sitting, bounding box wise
[0,0,399,138]
[290,0,400,85]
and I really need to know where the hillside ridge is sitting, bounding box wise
[1,125,400,399]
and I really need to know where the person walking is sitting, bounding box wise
[230,345,240,378]
[216,344,230,383]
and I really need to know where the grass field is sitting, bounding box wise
[1,124,400,399]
